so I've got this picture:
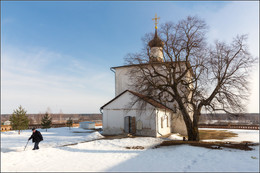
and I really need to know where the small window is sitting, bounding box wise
[167,116,169,127]
[161,117,163,128]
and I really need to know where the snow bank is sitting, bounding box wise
[83,131,104,141]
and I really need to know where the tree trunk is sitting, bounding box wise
[187,111,200,141]
[187,124,199,141]
[18,130,20,135]
[178,101,200,141]
[181,115,199,141]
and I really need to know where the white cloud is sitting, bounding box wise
[1,46,114,114]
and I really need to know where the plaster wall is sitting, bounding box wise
[115,68,133,96]
[171,112,188,135]
[114,62,193,97]
[156,109,171,137]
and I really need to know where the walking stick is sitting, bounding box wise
[24,140,29,151]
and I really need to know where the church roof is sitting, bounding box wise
[111,61,195,77]
[100,90,173,112]
[148,29,164,48]
[112,61,187,69]
[128,90,173,112]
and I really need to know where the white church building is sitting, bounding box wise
[100,15,193,137]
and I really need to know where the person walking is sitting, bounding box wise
[28,128,43,150]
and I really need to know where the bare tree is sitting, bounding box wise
[36,113,44,124]
[59,109,63,124]
[29,117,34,125]
[125,16,257,141]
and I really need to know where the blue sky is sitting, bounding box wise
[1,1,259,114]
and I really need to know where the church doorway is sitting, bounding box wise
[124,116,136,134]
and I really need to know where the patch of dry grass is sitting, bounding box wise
[199,129,238,140]
[156,130,257,151]
[178,129,238,140]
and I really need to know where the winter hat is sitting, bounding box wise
[32,128,36,131]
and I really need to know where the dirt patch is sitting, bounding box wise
[72,131,94,133]
[156,140,258,151]
[125,146,145,150]
[61,143,79,147]
[102,135,130,139]
[102,134,137,139]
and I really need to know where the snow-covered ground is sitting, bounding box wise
[1,127,259,172]
[1,127,103,152]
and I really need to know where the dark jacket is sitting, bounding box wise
[29,130,43,143]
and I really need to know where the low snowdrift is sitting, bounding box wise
[167,133,183,140]
[83,131,104,141]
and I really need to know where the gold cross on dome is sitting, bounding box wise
[152,13,160,29]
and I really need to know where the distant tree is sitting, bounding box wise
[66,117,73,130]
[9,105,29,134]
[41,112,52,131]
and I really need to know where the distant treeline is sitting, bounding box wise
[1,113,102,124]
[199,113,259,125]
[1,113,259,125]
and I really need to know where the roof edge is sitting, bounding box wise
[100,90,173,112]
[111,61,189,69]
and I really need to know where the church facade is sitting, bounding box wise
[100,15,193,137]
[101,90,172,137]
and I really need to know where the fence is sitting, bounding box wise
[199,124,259,130]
